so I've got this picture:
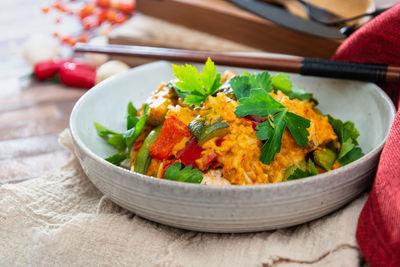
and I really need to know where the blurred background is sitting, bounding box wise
[0,0,398,184]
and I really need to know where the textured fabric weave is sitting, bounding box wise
[332,4,400,266]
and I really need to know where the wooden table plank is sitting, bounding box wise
[0,84,86,113]
[0,0,87,183]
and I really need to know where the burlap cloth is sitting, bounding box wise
[0,130,367,266]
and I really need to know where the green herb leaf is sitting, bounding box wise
[171,58,222,107]
[271,73,318,104]
[200,57,221,95]
[272,73,292,94]
[234,89,285,117]
[284,112,311,147]
[343,121,360,145]
[286,160,318,181]
[327,115,363,164]
[259,111,287,165]
[184,93,207,107]
[123,104,149,151]
[164,163,203,184]
[255,120,274,141]
[288,86,319,105]
[173,64,203,94]
[230,72,272,101]
[338,147,363,166]
[105,153,129,166]
[169,82,190,99]
[235,87,310,165]
[338,138,355,159]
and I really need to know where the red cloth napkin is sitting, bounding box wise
[332,5,400,267]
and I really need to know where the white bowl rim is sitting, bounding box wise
[69,60,396,193]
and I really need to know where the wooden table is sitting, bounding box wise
[0,0,86,184]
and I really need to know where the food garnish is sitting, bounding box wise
[171,57,221,107]
[327,115,364,165]
[271,73,318,104]
[232,73,311,164]
[94,59,364,185]
[164,163,203,184]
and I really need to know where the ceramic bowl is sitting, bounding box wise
[70,60,395,233]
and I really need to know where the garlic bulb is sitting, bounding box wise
[96,60,130,84]
[22,34,61,65]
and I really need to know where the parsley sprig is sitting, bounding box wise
[271,73,318,104]
[327,115,364,165]
[164,163,203,184]
[171,58,222,107]
[231,73,311,165]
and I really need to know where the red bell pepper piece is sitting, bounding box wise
[197,151,219,171]
[150,116,192,160]
[216,138,225,147]
[176,136,203,168]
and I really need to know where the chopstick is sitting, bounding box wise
[74,43,400,83]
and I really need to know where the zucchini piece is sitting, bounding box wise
[188,115,229,144]
[134,125,163,174]
[284,161,306,180]
[313,148,337,171]
[327,140,341,153]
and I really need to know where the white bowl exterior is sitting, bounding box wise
[70,60,395,233]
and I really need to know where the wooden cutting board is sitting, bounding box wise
[130,0,343,58]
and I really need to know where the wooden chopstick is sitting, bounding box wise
[74,43,400,83]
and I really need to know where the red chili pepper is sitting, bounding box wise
[33,60,61,81]
[59,61,96,89]
[150,116,192,160]
[176,136,203,168]
[33,59,75,81]
[33,59,96,89]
